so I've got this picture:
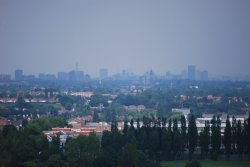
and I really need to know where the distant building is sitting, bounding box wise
[172,108,190,115]
[75,71,85,81]
[188,65,196,80]
[99,68,108,79]
[0,74,11,82]
[201,70,208,81]
[70,91,93,98]
[57,72,69,80]
[196,70,201,80]
[23,75,36,80]
[15,69,23,81]
[69,71,85,81]
[181,70,187,79]
[39,73,56,80]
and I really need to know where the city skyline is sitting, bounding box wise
[1,0,250,78]
[3,64,210,80]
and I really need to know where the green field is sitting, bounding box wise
[161,159,250,167]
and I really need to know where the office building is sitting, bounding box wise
[58,72,69,80]
[188,65,196,80]
[201,70,208,81]
[0,74,11,82]
[99,68,108,79]
[15,69,23,81]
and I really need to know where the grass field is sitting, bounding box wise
[161,159,250,167]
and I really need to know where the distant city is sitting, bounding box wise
[0,65,250,82]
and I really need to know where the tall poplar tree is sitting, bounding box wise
[224,115,231,159]
[200,120,210,158]
[180,115,187,155]
[236,120,243,157]
[211,115,221,160]
[231,115,237,153]
[188,114,198,160]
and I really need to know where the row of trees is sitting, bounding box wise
[103,114,250,162]
[0,117,159,167]
[1,114,250,166]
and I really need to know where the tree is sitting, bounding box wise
[224,115,231,159]
[137,127,148,151]
[200,121,210,159]
[123,120,129,136]
[247,114,250,153]
[180,115,187,156]
[65,135,99,167]
[47,154,64,167]
[161,128,172,160]
[211,115,221,160]
[148,127,160,159]
[93,110,99,122]
[188,114,198,160]
[59,96,74,110]
[203,120,210,157]
[231,115,237,153]
[173,118,181,159]
[117,142,159,167]
[236,120,243,157]
[242,120,248,155]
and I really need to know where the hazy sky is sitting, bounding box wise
[1,0,250,77]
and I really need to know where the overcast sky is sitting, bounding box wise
[1,0,250,77]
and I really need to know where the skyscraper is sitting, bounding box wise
[57,72,69,80]
[188,65,196,80]
[15,69,23,81]
[201,70,208,81]
[99,68,108,79]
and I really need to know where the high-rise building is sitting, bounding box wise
[57,72,69,80]
[39,73,56,80]
[75,71,85,81]
[201,70,208,81]
[15,69,23,81]
[196,70,201,80]
[68,71,85,81]
[188,65,196,80]
[99,68,108,79]
[0,74,11,82]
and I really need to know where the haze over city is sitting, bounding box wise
[1,0,250,77]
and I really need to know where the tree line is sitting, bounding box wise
[102,114,250,163]
[1,114,250,166]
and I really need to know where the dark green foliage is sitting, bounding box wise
[247,114,250,153]
[188,114,198,159]
[236,120,243,157]
[1,114,250,166]
[211,115,221,160]
[59,95,74,110]
[161,128,172,160]
[117,142,160,167]
[231,115,237,153]
[185,160,202,167]
[180,115,187,155]
[27,117,68,132]
[0,125,49,167]
[224,115,231,158]
[201,120,210,157]
[47,154,64,167]
[64,135,99,167]
[173,118,181,159]
[242,120,248,154]
[89,94,109,107]
[93,110,99,122]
